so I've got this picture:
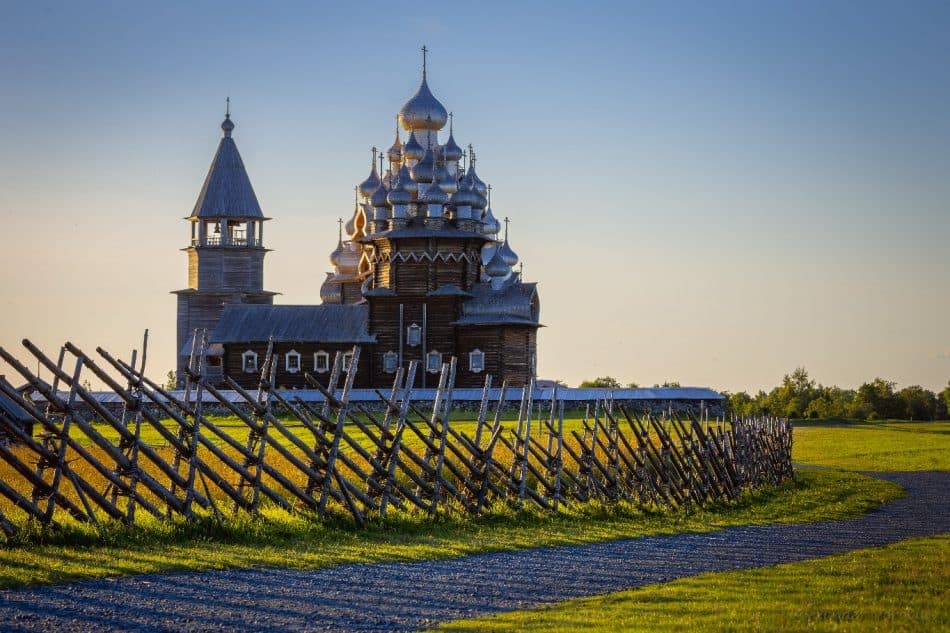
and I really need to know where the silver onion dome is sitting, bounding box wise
[336,242,361,275]
[442,132,463,162]
[329,237,345,267]
[402,130,425,162]
[387,121,402,164]
[397,164,418,194]
[399,77,448,132]
[484,246,510,279]
[481,206,501,235]
[387,175,412,206]
[471,188,487,210]
[371,182,391,208]
[412,147,436,183]
[465,162,488,198]
[498,237,518,267]
[421,179,448,205]
[358,163,380,198]
[450,178,478,207]
[436,162,457,194]
[221,114,235,137]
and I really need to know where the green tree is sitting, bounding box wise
[165,370,177,390]
[579,376,621,388]
[941,381,950,419]
[805,386,855,419]
[852,378,901,420]
[625,381,640,388]
[768,367,816,418]
[898,385,937,421]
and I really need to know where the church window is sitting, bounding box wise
[285,350,301,374]
[242,350,258,374]
[426,350,442,374]
[314,351,329,373]
[469,349,485,373]
[407,323,422,347]
[342,351,354,373]
[383,351,398,373]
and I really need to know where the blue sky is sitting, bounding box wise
[1,1,948,391]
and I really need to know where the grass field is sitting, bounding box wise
[793,420,950,471]
[435,535,950,632]
[433,418,950,632]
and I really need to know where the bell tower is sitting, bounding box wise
[172,106,276,385]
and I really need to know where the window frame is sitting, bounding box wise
[407,323,422,347]
[426,349,442,374]
[469,348,485,373]
[285,349,301,374]
[342,351,354,373]
[382,350,398,374]
[241,350,258,374]
[313,351,330,374]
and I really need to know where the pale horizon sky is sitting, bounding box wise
[1,1,948,393]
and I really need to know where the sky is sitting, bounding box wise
[0,1,948,393]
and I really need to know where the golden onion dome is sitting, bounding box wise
[398,77,448,132]
[402,130,425,162]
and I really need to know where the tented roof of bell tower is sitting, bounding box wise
[189,114,266,220]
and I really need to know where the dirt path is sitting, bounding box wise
[1,471,947,632]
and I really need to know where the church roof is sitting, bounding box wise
[0,375,32,425]
[454,281,540,326]
[190,115,265,220]
[210,304,375,343]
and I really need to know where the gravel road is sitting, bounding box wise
[1,471,947,632]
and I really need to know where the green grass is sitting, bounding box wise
[0,468,899,589]
[433,419,950,631]
[793,420,950,471]
[435,535,950,632]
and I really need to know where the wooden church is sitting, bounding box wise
[174,55,540,389]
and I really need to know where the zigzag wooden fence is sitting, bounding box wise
[0,334,793,538]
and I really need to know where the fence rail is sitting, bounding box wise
[0,333,793,538]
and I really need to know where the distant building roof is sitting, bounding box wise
[190,117,265,220]
[210,304,376,344]
[0,376,33,424]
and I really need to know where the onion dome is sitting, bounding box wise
[421,179,448,205]
[387,174,412,206]
[387,120,402,164]
[484,246,510,279]
[402,130,424,162]
[498,237,518,267]
[411,147,436,183]
[330,238,345,267]
[399,77,448,132]
[465,161,488,198]
[371,182,391,208]
[358,150,381,198]
[436,162,457,194]
[481,206,501,235]
[221,114,235,137]
[450,178,478,207]
[471,187,487,210]
[442,115,463,162]
[397,164,418,194]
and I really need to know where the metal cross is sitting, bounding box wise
[421,45,428,78]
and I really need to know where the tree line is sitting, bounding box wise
[577,369,950,421]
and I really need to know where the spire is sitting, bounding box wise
[337,217,343,246]
[191,107,263,219]
[421,45,428,80]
